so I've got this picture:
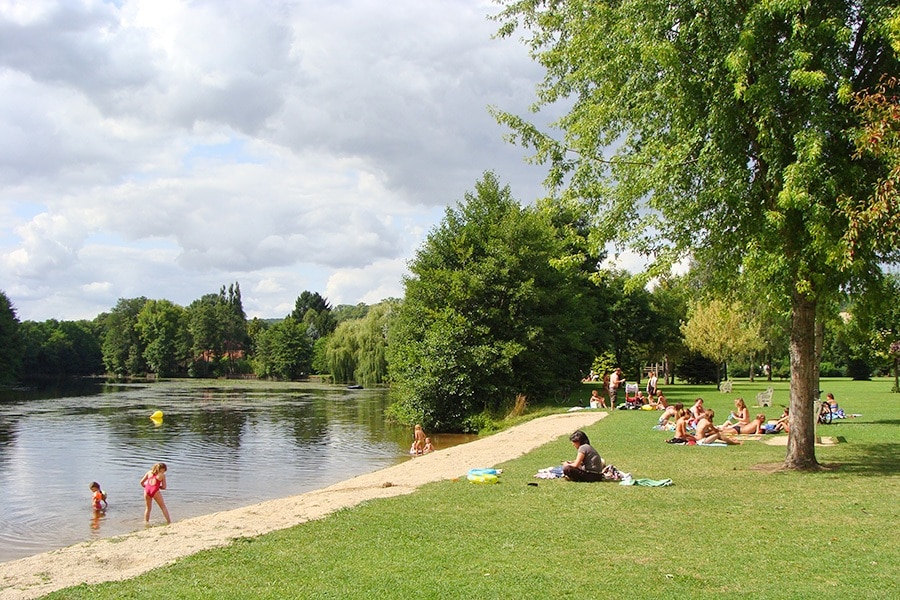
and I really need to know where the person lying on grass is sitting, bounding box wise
[657,402,685,429]
[721,413,766,435]
[562,430,605,482]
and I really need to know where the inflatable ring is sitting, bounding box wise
[466,468,499,484]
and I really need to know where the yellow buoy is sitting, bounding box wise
[150,410,164,422]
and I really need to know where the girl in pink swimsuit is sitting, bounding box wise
[89,481,107,511]
[140,462,171,524]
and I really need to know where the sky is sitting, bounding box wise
[0,0,643,322]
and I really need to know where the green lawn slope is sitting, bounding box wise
[46,379,899,599]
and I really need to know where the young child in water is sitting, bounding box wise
[423,437,435,453]
[140,462,171,524]
[412,424,426,455]
[89,481,108,511]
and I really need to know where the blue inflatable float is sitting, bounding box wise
[467,468,500,484]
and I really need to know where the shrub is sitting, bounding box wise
[846,358,872,380]
[676,351,717,384]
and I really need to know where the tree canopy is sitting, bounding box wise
[0,291,22,383]
[494,0,900,469]
[681,298,763,385]
[388,172,596,430]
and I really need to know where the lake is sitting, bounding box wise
[0,379,473,563]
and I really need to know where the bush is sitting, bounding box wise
[676,351,717,384]
[846,358,872,380]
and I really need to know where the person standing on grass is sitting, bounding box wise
[141,462,171,524]
[609,368,623,408]
[647,371,658,397]
[562,430,605,482]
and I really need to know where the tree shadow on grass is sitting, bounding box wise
[828,442,900,476]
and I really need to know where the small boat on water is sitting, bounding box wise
[347,384,363,390]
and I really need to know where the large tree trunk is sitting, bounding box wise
[813,317,824,398]
[784,291,820,470]
[894,356,899,393]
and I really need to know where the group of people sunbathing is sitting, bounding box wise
[589,387,670,410]
[657,397,790,445]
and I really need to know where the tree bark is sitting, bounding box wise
[784,291,820,470]
[893,356,899,393]
[813,317,824,398]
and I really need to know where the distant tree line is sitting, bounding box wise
[0,283,389,385]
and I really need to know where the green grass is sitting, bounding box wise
[45,379,898,599]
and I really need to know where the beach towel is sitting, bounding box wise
[620,477,673,487]
[535,466,565,479]
[730,434,763,442]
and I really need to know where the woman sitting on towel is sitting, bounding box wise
[563,430,605,482]
[689,397,705,420]
[720,397,750,429]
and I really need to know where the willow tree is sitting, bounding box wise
[494,1,899,469]
[324,300,395,386]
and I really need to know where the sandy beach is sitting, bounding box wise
[0,410,607,600]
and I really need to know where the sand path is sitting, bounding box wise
[0,410,607,600]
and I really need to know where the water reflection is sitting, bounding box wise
[0,380,475,563]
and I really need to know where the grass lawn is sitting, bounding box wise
[46,379,898,599]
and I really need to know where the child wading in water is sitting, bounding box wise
[140,462,171,524]
[89,481,108,512]
[410,424,427,455]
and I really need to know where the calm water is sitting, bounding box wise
[0,379,473,563]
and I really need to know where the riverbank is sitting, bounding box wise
[0,410,607,600]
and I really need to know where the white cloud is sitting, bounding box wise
[0,0,549,321]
